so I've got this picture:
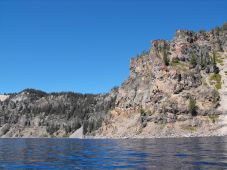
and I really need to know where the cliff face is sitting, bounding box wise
[95,23,227,138]
[115,26,227,117]
[0,23,227,138]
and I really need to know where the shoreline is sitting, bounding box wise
[1,134,227,139]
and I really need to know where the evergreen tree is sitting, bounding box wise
[163,50,169,66]
[212,51,216,65]
[190,52,197,68]
[200,55,206,69]
[189,97,197,116]
[162,43,169,66]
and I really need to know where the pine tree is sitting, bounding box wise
[212,51,216,65]
[163,50,169,66]
[189,97,197,116]
[162,43,169,66]
[190,52,197,68]
[200,55,206,69]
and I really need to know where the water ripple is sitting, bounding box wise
[0,137,227,169]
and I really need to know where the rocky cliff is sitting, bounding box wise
[0,23,227,138]
[95,23,227,138]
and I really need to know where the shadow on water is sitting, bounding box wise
[0,137,227,169]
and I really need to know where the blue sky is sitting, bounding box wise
[0,0,226,94]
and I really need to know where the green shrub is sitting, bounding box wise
[210,73,221,82]
[215,82,222,90]
[172,57,179,64]
[208,115,219,123]
[217,58,224,66]
[171,61,189,72]
[140,108,146,116]
[210,73,222,90]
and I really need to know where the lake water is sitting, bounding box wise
[0,137,227,169]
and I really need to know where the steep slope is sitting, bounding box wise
[218,52,227,112]
[94,23,227,138]
[0,89,117,137]
[217,52,227,135]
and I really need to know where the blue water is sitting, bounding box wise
[0,137,227,169]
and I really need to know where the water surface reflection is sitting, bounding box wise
[0,137,226,169]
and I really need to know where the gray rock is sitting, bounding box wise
[69,126,84,139]
[0,124,10,136]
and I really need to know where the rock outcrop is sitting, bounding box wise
[0,23,227,138]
